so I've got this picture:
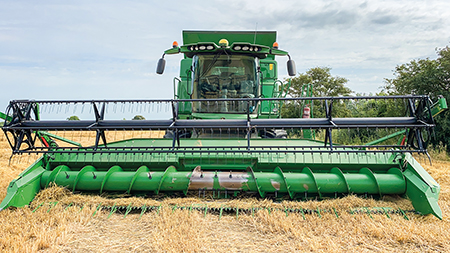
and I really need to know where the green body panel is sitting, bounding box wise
[39,131,82,147]
[183,31,277,54]
[402,154,442,219]
[176,59,192,101]
[0,157,46,210]
[431,96,448,117]
[0,111,12,121]
[365,130,407,146]
[0,138,441,218]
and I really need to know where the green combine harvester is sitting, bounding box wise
[0,31,447,219]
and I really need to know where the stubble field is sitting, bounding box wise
[0,132,450,252]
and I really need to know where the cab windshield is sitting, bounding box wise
[192,54,258,113]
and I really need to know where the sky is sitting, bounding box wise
[1,0,450,112]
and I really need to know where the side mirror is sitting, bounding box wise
[287,59,296,76]
[156,58,166,74]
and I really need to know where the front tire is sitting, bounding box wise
[260,129,287,139]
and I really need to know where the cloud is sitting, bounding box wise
[281,9,359,29]
[0,0,449,110]
[369,12,398,25]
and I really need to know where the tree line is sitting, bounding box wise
[282,45,450,152]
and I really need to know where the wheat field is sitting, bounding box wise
[0,132,450,252]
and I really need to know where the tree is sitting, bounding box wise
[281,67,353,139]
[66,116,80,120]
[383,45,450,152]
[281,67,409,144]
[132,115,146,120]
[282,67,353,119]
[288,67,352,97]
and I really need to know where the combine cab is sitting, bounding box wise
[0,31,447,219]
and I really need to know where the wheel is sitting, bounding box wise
[260,129,287,139]
[163,130,192,139]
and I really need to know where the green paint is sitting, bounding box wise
[0,111,12,122]
[365,130,406,146]
[430,96,448,117]
[38,131,82,147]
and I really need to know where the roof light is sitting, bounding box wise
[172,41,179,48]
[272,42,279,49]
[219,39,229,47]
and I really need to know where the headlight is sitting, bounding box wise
[206,45,214,50]
[234,46,242,50]
[242,46,249,51]
[199,45,206,50]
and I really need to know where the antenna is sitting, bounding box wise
[254,22,258,44]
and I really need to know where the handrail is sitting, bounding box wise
[173,77,181,99]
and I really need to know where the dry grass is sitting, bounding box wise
[1,133,450,252]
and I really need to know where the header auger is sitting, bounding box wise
[0,31,447,219]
